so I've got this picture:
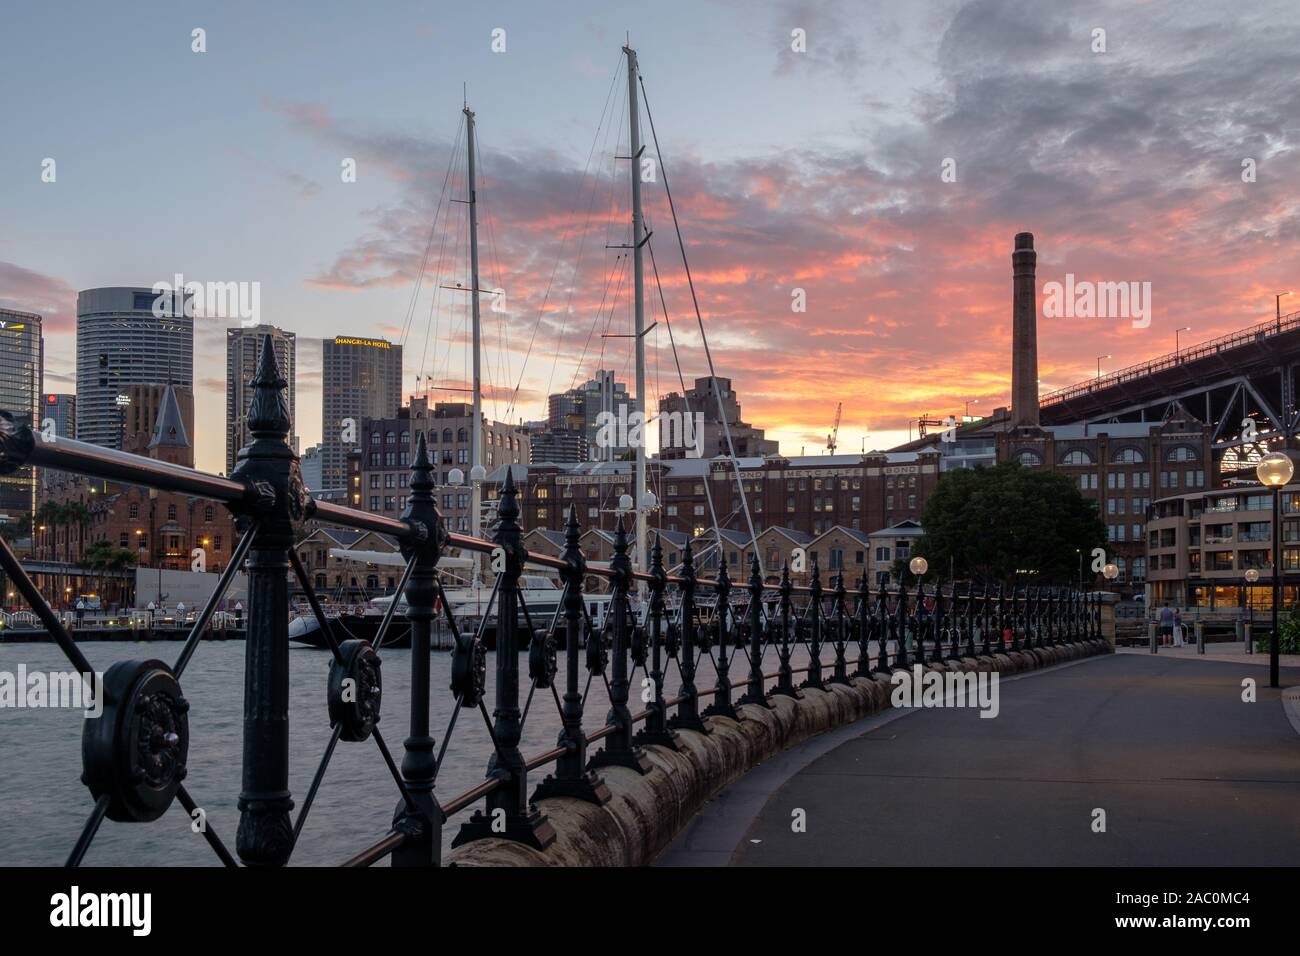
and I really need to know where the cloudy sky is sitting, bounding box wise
[2,0,1298,473]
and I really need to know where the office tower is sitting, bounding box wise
[227,325,297,474]
[546,370,631,461]
[0,309,42,518]
[40,392,75,442]
[320,335,402,497]
[75,288,193,449]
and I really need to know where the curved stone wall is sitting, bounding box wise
[448,639,1113,866]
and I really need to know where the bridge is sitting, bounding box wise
[0,336,1265,869]
[1040,309,1300,453]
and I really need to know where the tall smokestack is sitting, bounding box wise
[1011,231,1039,427]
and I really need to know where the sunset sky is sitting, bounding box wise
[3,0,1298,474]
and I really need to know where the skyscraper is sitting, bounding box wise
[0,309,42,519]
[320,335,402,496]
[75,288,193,449]
[227,325,297,474]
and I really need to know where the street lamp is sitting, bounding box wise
[1174,326,1191,356]
[1245,567,1260,635]
[1275,291,1292,334]
[964,398,979,420]
[909,556,928,582]
[1096,355,1110,380]
[1256,450,1294,688]
[1103,562,1119,583]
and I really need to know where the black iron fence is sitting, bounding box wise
[0,337,1102,867]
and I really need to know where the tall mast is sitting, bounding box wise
[625,45,648,583]
[465,105,484,552]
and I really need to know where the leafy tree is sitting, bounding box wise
[907,462,1106,586]
[79,538,137,607]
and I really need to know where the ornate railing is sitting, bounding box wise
[0,336,1102,867]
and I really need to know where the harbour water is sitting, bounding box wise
[0,638,855,865]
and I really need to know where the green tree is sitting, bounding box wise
[908,462,1107,586]
[79,538,137,607]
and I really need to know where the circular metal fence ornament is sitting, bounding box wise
[81,659,189,823]
[328,639,382,742]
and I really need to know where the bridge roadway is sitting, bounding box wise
[659,654,1300,866]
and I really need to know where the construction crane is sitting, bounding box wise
[826,402,842,454]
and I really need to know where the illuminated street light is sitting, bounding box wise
[1256,450,1294,689]
[909,556,928,578]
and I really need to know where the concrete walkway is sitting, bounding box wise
[1117,641,1300,668]
[659,654,1300,866]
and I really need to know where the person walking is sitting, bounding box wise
[1173,607,1184,647]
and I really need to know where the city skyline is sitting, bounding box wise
[2,0,1298,476]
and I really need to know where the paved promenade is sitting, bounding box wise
[660,654,1300,866]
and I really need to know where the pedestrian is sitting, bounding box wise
[1158,604,1174,645]
[1173,608,1184,647]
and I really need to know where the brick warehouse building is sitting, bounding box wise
[33,384,238,606]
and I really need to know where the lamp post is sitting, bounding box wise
[964,398,979,420]
[1096,354,1110,380]
[1245,567,1259,644]
[1275,291,1292,334]
[1256,451,1293,688]
[1174,326,1191,357]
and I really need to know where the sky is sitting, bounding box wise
[2,0,1298,474]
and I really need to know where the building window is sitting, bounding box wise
[129,503,139,519]
[167,504,177,521]
[1017,451,1042,466]
[1061,449,1093,465]
[1112,447,1144,464]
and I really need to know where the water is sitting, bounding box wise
[0,637,859,866]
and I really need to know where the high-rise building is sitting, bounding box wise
[227,325,297,474]
[40,392,75,442]
[657,375,778,460]
[321,335,402,497]
[546,370,631,461]
[75,288,193,449]
[0,309,42,519]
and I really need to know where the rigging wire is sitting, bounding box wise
[638,71,760,560]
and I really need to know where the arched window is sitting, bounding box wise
[428,429,437,444]
[1016,450,1043,466]
[370,432,381,445]
[1166,446,1198,462]
[385,431,396,444]
[399,430,410,445]
[1111,447,1145,464]
[1060,449,1093,465]
[442,428,453,443]
[457,427,468,442]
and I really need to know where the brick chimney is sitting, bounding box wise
[1011,232,1039,427]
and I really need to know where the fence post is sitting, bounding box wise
[801,555,825,691]
[739,555,772,707]
[454,467,555,849]
[669,540,709,733]
[231,335,302,867]
[589,517,655,772]
[895,583,911,668]
[772,563,800,698]
[829,572,850,684]
[633,533,683,748]
[855,573,872,677]
[876,585,891,672]
[536,505,612,801]
[392,432,448,865]
[704,560,741,721]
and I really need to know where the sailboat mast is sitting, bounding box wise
[465,105,484,546]
[625,45,648,581]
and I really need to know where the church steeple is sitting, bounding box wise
[148,382,193,466]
